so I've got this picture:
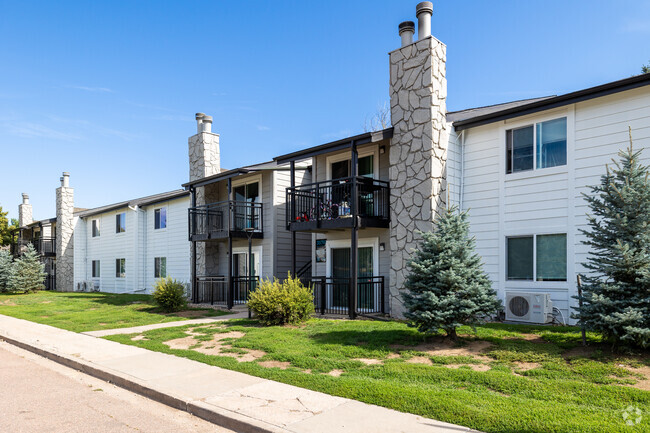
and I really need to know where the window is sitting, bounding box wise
[154,207,167,229]
[115,258,125,278]
[154,257,166,278]
[506,117,566,174]
[507,234,567,281]
[330,155,374,179]
[116,212,126,233]
[92,219,100,237]
[92,260,100,278]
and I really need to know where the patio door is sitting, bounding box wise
[233,181,260,230]
[331,246,374,310]
[233,251,259,278]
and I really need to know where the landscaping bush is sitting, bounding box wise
[9,244,46,293]
[0,249,13,292]
[153,277,188,312]
[403,206,502,339]
[248,274,314,326]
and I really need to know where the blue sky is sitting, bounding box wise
[1,0,649,220]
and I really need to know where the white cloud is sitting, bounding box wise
[257,125,270,131]
[65,85,114,93]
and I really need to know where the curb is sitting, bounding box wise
[0,333,287,433]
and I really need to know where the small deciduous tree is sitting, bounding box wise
[403,207,502,339]
[0,249,14,292]
[574,128,650,348]
[0,207,18,246]
[9,244,46,293]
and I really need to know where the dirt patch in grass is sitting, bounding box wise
[131,335,149,341]
[326,369,343,377]
[258,360,291,369]
[40,301,52,304]
[163,329,265,362]
[0,300,17,306]
[354,358,383,365]
[562,346,597,359]
[514,362,541,372]
[406,356,433,365]
[628,366,650,391]
[446,364,491,372]
[386,353,401,360]
[392,339,493,361]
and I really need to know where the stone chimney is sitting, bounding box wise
[389,1,448,316]
[18,193,33,227]
[56,172,74,292]
[189,113,220,183]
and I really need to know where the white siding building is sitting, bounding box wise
[73,190,190,294]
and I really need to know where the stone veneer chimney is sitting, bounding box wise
[56,172,74,292]
[18,193,33,227]
[389,1,449,316]
[188,113,221,278]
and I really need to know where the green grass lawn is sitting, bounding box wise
[0,291,229,332]
[106,319,650,433]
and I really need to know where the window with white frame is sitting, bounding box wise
[154,207,167,229]
[506,117,567,174]
[92,219,100,237]
[507,234,567,281]
[154,257,166,278]
[92,260,100,278]
[116,212,126,233]
[115,258,126,278]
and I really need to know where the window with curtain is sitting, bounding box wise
[536,234,567,281]
[115,212,126,233]
[92,219,100,237]
[507,236,534,280]
[536,118,567,169]
[506,117,566,174]
[92,260,100,278]
[115,258,126,278]
[154,207,167,229]
[154,257,166,278]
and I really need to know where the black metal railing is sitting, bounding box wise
[189,201,263,240]
[286,177,389,228]
[33,237,55,255]
[304,276,385,315]
[194,275,259,307]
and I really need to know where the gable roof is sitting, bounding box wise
[75,189,189,219]
[452,73,650,131]
[182,159,310,189]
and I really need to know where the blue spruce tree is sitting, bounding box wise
[575,129,650,348]
[403,206,501,339]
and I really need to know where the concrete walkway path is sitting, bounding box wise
[0,314,479,433]
[83,311,250,337]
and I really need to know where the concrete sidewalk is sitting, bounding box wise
[0,314,478,433]
[83,311,250,337]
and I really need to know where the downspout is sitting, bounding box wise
[459,130,466,211]
[128,204,146,293]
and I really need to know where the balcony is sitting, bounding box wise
[286,176,390,231]
[305,276,385,315]
[193,276,259,307]
[189,201,263,241]
[16,237,55,256]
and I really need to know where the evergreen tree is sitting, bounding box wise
[575,129,650,348]
[0,249,14,292]
[9,244,46,293]
[403,206,502,339]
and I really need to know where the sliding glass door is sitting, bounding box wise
[330,246,374,310]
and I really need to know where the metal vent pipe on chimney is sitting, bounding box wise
[399,21,415,47]
[22,193,29,204]
[416,1,433,40]
[195,112,205,133]
[200,115,212,133]
[62,172,70,187]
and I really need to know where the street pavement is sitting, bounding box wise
[0,341,233,433]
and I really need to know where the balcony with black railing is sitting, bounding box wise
[15,237,56,256]
[193,275,259,307]
[189,200,263,241]
[304,276,385,316]
[286,176,390,231]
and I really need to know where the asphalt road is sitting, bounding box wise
[0,341,234,433]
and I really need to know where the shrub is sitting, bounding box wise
[248,274,314,326]
[0,249,13,292]
[403,206,502,339]
[153,277,188,312]
[9,244,46,293]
